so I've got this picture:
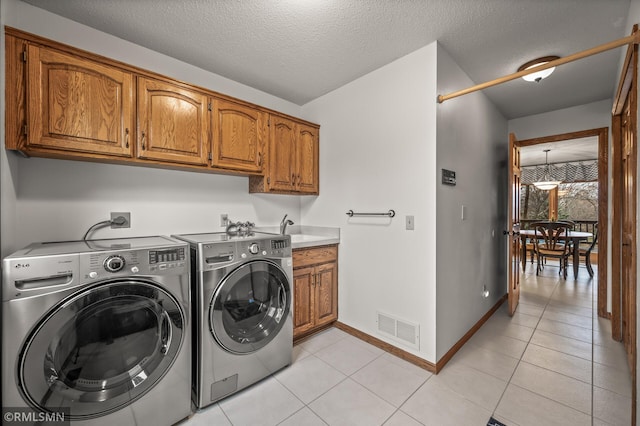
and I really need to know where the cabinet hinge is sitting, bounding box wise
[22,50,27,63]
[208,102,212,111]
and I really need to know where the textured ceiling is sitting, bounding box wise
[21,0,631,119]
[520,137,598,167]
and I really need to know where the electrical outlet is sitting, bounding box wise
[406,215,415,230]
[110,212,131,228]
[220,214,229,227]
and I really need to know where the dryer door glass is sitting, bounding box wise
[210,260,291,354]
[18,280,185,420]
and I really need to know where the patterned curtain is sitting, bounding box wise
[521,160,598,185]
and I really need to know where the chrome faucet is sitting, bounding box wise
[280,214,294,235]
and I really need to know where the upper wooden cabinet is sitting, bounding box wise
[137,77,209,166]
[297,123,320,194]
[249,115,319,194]
[5,28,319,191]
[211,99,266,173]
[26,44,134,157]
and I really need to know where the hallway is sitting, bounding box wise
[456,262,632,425]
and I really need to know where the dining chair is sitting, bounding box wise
[578,223,598,277]
[533,222,572,279]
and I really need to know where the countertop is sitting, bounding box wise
[256,225,340,249]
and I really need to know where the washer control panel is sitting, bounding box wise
[104,255,125,273]
[81,245,188,280]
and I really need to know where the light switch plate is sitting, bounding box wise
[406,215,415,230]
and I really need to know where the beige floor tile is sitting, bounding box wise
[344,333,387,356]
[593,386,632,426]
[510,362,591,414]
[593,327,624,348]
[521,343,591,383]
[593,343,632,371]
[468,331,528,359]
[593,362,633,398]
[297,327,350,354]
[495,384,591,426]
[536,318,592,343]
[514,302,545,318]
[518,291,551,307]
[383,410,424,426]
[292,344,312,363]
[400,379,492,426]
[474,318,535,342]
[351,355,430,407]
[530,329,592,360]
[279,407,327,426]
[309,378,396,426]
[431,361,507,411]
[218,377,304,426]
[546,301,593,318]
[542,309,592,329]
[275,355,346,403]
[450,342,519,382]
[315,335,382,375]
[185,403,231,426]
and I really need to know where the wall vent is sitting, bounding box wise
[376,311,420,350]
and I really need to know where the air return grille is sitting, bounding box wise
[376,311,420,350]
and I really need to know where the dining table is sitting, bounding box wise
[519,229,593,278]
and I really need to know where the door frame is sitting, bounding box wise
[518,128,609,316]
[611,24,638,425]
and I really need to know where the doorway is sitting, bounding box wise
[517,128,608,316]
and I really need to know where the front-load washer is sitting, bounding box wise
[172,231,292,409]
[2,236,191,426]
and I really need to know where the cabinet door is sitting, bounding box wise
[137,77,209,166]
[268,116,297,191]
[297,123,319,194]
[314,261,338,327]
[293,266,315,338]
[27,45,133,157]
[212,99,266,172]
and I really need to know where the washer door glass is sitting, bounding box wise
[210,260,290,354]
[19,280,184,420]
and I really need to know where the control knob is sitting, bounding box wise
[248,243,260,255]
[104,255,125,273]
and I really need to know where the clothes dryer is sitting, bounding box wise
[173,231,292,408]
[2,236,191,426]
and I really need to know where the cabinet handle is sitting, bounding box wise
[125,128,130,148]
[292,173,296,184]
[258,152,262,167]
[298,174,302,186]
[141,131,146,150]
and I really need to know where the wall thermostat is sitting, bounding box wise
[442,169,456,186]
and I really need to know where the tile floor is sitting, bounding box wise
[183,263,632,426]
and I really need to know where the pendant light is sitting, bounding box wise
[533,149,561,190]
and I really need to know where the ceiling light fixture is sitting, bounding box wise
[533,149,561,190]
[518,55,560,83]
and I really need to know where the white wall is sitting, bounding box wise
[435,44,508,359]
[0,0,306,256]
[301,43,438,361]
[508,99,612,140]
